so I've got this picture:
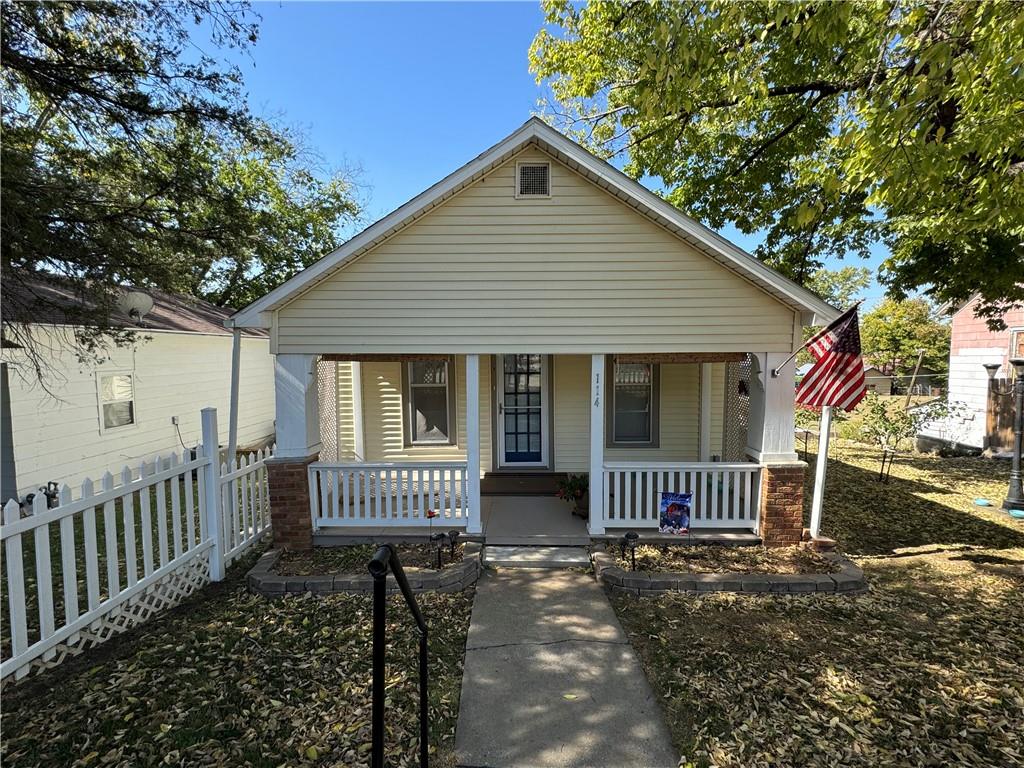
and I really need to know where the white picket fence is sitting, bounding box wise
[602,461,762,529]
[0,408,272,683]
[220,448,273,565]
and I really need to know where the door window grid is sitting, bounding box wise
[503,354,543,460]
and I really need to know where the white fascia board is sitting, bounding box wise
[231,117,839,327]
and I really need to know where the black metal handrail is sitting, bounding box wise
[367,544,429,768]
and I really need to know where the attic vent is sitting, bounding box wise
[516,162,550,197]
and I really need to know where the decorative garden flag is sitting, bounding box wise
[796,305,867,412]
[659,492,691,534]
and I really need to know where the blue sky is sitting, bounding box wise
[230,1,888,304]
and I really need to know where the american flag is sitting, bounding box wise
[796,306,866,412]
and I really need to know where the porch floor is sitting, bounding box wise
[481,495,590,546]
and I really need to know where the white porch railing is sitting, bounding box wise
[602,462,762,529]
[309,462,470,529]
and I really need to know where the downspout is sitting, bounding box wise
[227,323,242,465]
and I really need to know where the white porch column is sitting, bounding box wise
[589,354,606,535]
[273,353,321,459]
[747,352,799,463]
[465,354,482,534]
[268,353,320,551]
[699,363,713,461]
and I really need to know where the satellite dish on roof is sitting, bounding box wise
[117,290,154,321]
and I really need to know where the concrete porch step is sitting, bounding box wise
[483,545,591,569]
[485,533,592,547]
[481,472,567,495]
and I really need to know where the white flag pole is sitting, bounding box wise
[809,405,833,539]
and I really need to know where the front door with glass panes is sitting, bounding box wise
[496,354,549,467]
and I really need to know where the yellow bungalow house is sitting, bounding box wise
[227,119,838,550]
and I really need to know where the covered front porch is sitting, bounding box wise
[270,350,803,548]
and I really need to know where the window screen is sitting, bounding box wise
[407,361,451,443]
[100,373,135,430]
[517,163,550,196]
[613,363,653,443]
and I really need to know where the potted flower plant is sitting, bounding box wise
[555,473,589,518]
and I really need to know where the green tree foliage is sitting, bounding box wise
[804,266,872,310]
[858,391,959,451]
[530,1,1024,325]
[860,298,950,380]
[1,1,359,377]
[794,266,870,365]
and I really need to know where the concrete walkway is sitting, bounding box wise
[455,569,678,768]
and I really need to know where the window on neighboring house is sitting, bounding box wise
[1012,328,1024,360]
[608,361,660,446]
[404,359,456,445]
[99,373,135,431]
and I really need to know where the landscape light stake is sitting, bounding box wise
[623,531,639,571]
[430,532,447,569]
[447,529,460,558]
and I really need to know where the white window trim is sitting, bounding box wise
[96,370,139,434]
[404,358,457,446]
[514,160,552,199]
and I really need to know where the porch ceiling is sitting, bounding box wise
[318,352,750,362]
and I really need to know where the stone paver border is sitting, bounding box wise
[248,542,482,596]
[591,550,866,596]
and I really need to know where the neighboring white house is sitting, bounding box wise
[919,294,1024,452]
[226,118,839,550]
[1,278,276,502]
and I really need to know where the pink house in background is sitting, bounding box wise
[919,295,1024,452]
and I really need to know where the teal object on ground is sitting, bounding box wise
[974,498,992,507]
[1010,509,1024,520]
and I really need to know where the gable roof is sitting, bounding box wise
[3,272,267,338]
[229,118,840,328]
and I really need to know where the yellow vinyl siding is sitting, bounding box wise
[552,355,704,471]
[354,356,493,471]
[709,362,726,458]
[339,353,727,471]
[336,361,358,460]
[276,147,797,354]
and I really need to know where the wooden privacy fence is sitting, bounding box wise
[1,408,272,683]
[309,462,470,529]
[602,461,762,529]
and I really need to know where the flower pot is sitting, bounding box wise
[572,491,589,519]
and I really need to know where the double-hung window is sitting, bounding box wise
[98,373,136,431]
[609,361,659,446]
[404,359,456,445]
